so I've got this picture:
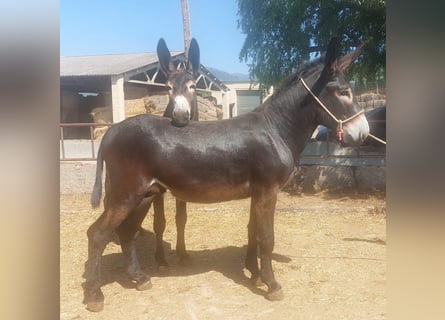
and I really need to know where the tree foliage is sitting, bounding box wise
[237,0,386,88]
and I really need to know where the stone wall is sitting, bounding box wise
[357,92,386,110]
[284,165,386,194]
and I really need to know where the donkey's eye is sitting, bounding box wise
[337,88,352,99]
[189,84,196,90]
[165,85,172,91]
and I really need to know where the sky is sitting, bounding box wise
[60,0,250,74]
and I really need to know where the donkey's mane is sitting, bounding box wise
[251,55,327,113]
[272,55,325,97]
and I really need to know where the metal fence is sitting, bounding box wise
[60,121,386,166]
[60,123,112,161]
[300,141,385,167]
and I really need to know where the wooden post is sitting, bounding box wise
[111,75,125,123]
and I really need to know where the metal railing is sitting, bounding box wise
[60,120,386,165]
[60,123,113,161]
[300,118,386,167]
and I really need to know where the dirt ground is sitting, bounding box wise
[60,190,386,320]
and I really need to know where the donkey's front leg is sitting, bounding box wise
[153,194,169,269]
[175,199,190,264]
[245,202,261,285]
[251,188,284,301]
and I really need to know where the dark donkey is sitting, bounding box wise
[158,37,200,126]
[153,38,200,268]
[83,38,369,312]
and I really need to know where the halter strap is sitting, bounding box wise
[300,77,365,141]
[367,133,386,145]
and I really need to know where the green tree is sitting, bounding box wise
[237,0,386,88]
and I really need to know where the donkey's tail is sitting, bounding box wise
[91,145,104,209]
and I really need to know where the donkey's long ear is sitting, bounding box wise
[338,43,364,72]
[324,37,338,69]
[157,38,175,77]
[187,38,200,78]
[322,37,339,77]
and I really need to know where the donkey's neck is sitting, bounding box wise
[264,84,318,160]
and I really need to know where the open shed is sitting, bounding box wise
[60,51,229,138]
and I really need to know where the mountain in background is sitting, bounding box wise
[207,67,251,82]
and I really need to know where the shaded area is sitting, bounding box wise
[98,229,292,299]
[343,237,386,245]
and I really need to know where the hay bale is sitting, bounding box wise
[91,106,112,123]
[357,92,386,110]
[92,126,110,140]
[89,93,222,139]
[91,107,112,140]
[125,98,147,118]
[197,96,222,121]
[145,94,169,116]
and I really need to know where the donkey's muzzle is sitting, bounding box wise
[342,114,369,146]
[171,96,191,127]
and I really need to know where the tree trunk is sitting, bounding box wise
[181,0,191,59]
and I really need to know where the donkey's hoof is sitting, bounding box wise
[86,301,104,312]
[82,285,104,312]
[266,287,284,301]
[136,278,153,291]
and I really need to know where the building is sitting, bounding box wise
[207,68,271,118]
[60,51,229,139]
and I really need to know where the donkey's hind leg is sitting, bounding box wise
[83,204,132,312]
[116,198,153,291]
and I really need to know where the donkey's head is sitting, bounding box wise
[157,38,200,127]
[304,38,369,146]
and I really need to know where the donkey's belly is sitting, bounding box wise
[168,181,252,203]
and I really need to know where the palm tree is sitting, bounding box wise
[181,0,191,59]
